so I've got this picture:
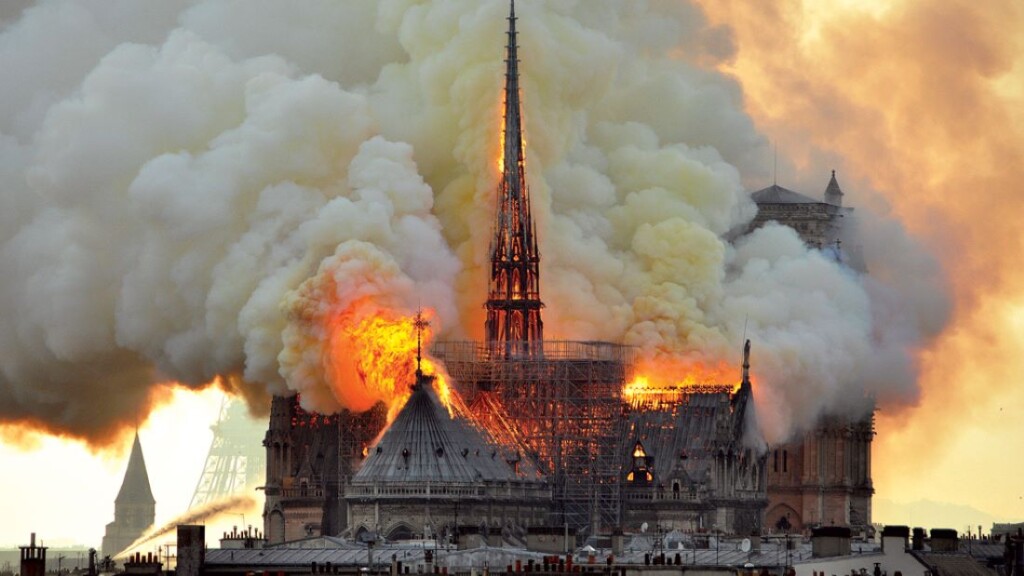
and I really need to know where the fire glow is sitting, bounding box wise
[623,359,739,407]
[325,300,454,421]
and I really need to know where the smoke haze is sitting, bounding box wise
[0,1,949,446]
[694,0,1024,521]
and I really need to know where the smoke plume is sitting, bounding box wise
[118,494,256,557]
[0,0,949,445]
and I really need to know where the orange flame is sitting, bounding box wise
[623,358,739,407]
[497,100,507,174]
[325,298,454,421]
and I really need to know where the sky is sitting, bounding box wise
[1,0,1023,549]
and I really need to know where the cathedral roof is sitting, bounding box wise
[625,392,730,485]
[115,432,155,505]
[751,184,821,204]
[352,374,541,485]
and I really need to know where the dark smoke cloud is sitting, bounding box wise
[0,0,948,446]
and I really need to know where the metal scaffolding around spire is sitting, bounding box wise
[485,0,544,351]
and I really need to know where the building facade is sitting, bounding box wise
[262,397,387,544]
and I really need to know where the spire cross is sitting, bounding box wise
[413,310,430,376]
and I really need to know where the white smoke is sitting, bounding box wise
[0,0,948,444]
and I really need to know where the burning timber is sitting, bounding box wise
[260,0,870,546]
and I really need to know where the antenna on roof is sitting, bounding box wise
[773,142,777,186]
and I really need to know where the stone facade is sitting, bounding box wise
[766,416,874,533]
[262,395,386,544]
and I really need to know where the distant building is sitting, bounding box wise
[101,432,155,558]
[749,171,849,251]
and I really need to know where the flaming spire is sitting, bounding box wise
[485,0,544,350]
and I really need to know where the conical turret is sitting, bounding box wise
[825,169,844,206]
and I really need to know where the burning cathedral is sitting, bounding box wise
[263,1,871,545]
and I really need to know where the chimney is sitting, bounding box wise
[881,526,910,555]
[912,527,925,551]
[929,529,958,552]
[611,527,624,557]
[811,526,851,558]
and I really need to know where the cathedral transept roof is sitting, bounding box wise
[351,374,542,486]
[752,184,822,204]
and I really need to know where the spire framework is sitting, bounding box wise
[485,0,544,351]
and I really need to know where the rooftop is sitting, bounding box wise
[351,372,542,485]
[751,184,822,205]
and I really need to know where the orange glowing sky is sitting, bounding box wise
[694,0,1024,526]
[2,0,1024,548]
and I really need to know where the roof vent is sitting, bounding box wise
[436,447,444,458]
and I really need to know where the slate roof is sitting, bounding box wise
[912,552,999,576]
[352,372,541,485]
[625,392,728,487]
[205,545,407,568]
[115,432,155,505]
[751,184,821,204]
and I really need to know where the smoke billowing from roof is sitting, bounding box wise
[0,1,948,445]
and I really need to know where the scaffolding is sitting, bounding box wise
[432,340,635,533]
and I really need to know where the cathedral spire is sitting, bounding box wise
[485,0,544,351]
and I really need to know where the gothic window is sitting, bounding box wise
[773,450,779,472]
[783,450,788,473]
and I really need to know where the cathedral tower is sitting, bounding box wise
[102,432,156,558]
[485,0,544,349]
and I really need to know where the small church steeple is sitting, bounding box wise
[102,431,156,557]
[825,169,844,207]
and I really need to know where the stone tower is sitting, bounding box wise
[485,0,544,349]
[102,432,156,558]
[749,173,874,534]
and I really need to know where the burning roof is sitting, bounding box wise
[351,370,542,485]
